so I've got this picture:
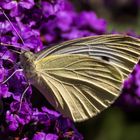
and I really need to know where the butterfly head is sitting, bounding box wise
[20,51,35,64]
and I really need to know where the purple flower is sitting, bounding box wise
[0,68,5,82]
[62,28,95,40]
[21,138,28,140]
[33,132,58,140]
[0,84,12,98]
[2,0,35,17]
[6,110,19,131]
[41,3,107,45]
[0,20,12,33]
[42,106,60,118]
[11,18,43,52]
[6,101,33,131]
[42,1,56,18]
[76,11,107,34]
[1,49,16,62]
[41,0,65,18]
[56,11,76,32]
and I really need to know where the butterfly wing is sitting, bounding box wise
[36,34,140,78]
[33,54,123,122]
[33,34,140,121]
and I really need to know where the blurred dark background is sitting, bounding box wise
[70,0,140,140]
[76,106,140,140]
[72,0,140,34]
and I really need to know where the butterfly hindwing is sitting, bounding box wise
[33,54,123,122]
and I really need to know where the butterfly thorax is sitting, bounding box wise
[20,51,37,82]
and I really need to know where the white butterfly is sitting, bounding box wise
[19,34,140,122]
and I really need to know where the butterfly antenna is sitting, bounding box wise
[1,42,20,49]
[10,49,22,54]
[0,7,25,46]
[0,43,22,60]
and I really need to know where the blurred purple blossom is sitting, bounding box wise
[76,12,107,34]
[0,84,12,98]
[32,132,58,140]
[0,68,5,82]
[2,0,35,17]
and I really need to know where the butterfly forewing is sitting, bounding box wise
[33,54,123,122]
[36,34,140,78]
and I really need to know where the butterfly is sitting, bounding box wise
[1,7,140,122]
[18,34,140,122]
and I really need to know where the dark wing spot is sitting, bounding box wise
[101,56,110,62]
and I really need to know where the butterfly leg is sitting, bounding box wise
[2,69,23,84]
[18,84,30,112]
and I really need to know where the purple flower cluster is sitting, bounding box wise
[0,0,107,139]
[116,61,140,110]
[39,1,106,44]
